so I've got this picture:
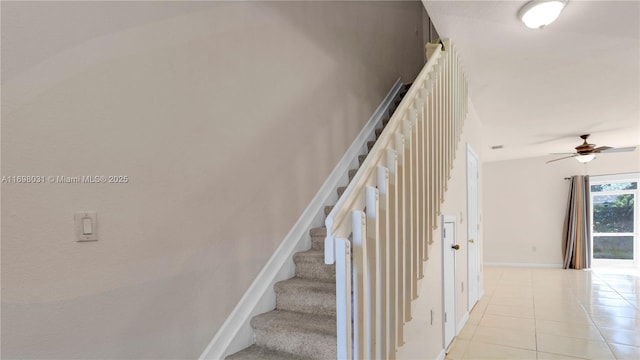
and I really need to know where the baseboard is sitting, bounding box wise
[436,349,446,360]
[456,311,469,335]
[199,78,404,360]
[484,262,562,268]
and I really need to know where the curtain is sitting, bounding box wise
[562,175,592,269]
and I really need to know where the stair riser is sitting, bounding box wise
[309,227,327,250]
[276,291,336,316]
[311,236,324,250]
[324,205,333,216]
[367,141,375,151]
[254,327,336,360]
[348,169,357,181]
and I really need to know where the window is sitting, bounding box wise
[590,173,640,268]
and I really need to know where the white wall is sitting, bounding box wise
[483,149,640,266]
[1,2,426,358]
[397,103,484,359]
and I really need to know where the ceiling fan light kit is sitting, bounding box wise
[519,0,567,29]
[575,154,595,163]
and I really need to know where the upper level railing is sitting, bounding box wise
[324,39,468,359]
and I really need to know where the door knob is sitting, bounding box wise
[451,244,460,250]
[469,239,475,244]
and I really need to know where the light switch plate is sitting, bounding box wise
[75,211,98,241]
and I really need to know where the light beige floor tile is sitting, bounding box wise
[445,338,469,360]
[448,267,640,360]
[599,327,640,347]
[462,341,536,359]
[611,287,640,295]
[478,314,535,331]
[492,289,534,298]
[472,325,536,350]
[534,287,575,297]
[580,297,635,308]
[467,310,483,325]
[536,333,615,360]
[590,315,640,331]
[471,299,490,314]
[535,308,593,324]
[535,303,587,314]
[534,296,581,307]
[609,343,640,360]
[457,324,477,340]
[585,304,640,319]
[536,352,589,359]
[574,284,616,293]
[490,296,534,308]
[622,297,640,308]
[535,319,603,341]
[578,290,625,300]
[485,304,535,318]
[498,280,533,288]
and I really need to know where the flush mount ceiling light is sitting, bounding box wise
[575,154,596,163]
[519,0,567,29]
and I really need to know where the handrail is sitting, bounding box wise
[325,43,444,264]
[324,39,468,359]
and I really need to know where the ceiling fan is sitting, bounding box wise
[546,134,637,163]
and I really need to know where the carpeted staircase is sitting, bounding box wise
[226,84,411,360]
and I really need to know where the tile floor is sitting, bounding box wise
[446,266,640,360]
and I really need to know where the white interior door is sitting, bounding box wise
[442,216,457,349]
[467,145,480,310]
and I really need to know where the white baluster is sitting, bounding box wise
[365,186,380,360]
[376,166,390,359]
[386,148,399,352]
[335,238,352,360]
[352,210,367,360]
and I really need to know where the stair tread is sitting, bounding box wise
[275,277,335,292]
[252,310,336,336]
[226,345,309,360]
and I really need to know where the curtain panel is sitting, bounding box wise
[562,175,592,269]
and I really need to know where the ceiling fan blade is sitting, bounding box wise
[546,155,577,163]
[549,152,576,155]
[591,146,612,153]
[598,146,637,153]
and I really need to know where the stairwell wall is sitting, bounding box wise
[1,1,426,358]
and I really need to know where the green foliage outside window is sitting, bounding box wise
[591,182,637,192]
[593,194,634,233]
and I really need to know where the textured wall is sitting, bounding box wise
[1,1,425,358]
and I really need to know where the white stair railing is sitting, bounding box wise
[324,39,468,359]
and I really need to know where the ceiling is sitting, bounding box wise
[423,0,640,162]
